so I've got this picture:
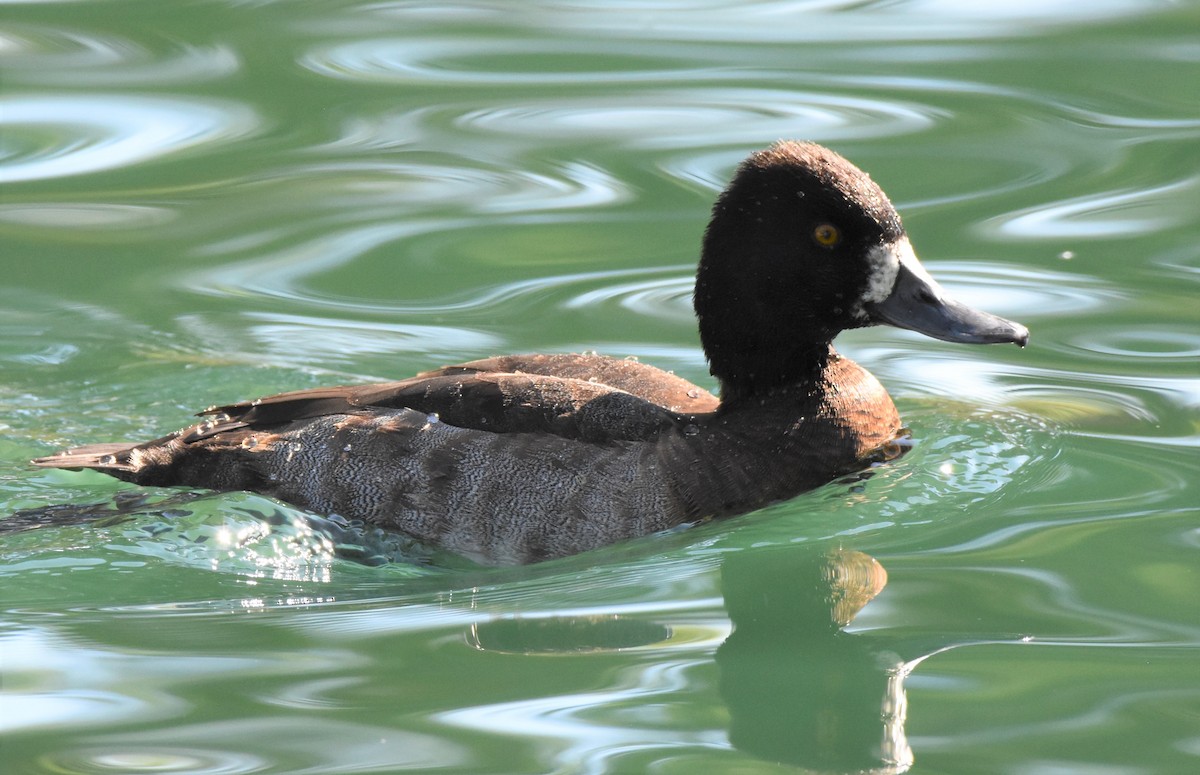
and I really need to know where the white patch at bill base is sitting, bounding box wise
[852,238,908,320]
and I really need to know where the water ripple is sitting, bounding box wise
[1070,327,1200,362]
[241,312,502,364]
[184,160,632,310]
[190,196,688,317]
[0,203,177,231]
[981,174,1200,240]
[563,273,694,324]
[0,625,226,735]
[194,251,1099,338]
[43,718,466,774]
[42,748,266,775]
[917,261,1112,318]
[457,88,940,148]
[865,349,1198,444]
[302,37,720,85]
[177,262,703,372]
[498,0,1158,42]
[0,95,259,183]
[433,660,718,769]
[261,159,631,214]
[0,24,238,86]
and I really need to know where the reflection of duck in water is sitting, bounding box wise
[466,544,911,771]
[34,142,1026,564]
[718,545,911,772]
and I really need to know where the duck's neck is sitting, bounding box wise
[713,342,836,404]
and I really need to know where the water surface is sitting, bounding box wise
[3,1,1199,772]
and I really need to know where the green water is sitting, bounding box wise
[3,1,1199,772]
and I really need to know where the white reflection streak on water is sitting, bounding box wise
[199,160,629,215]
[915,263,1111,317]
[0,626,241,734]
[243,311,502,358]
[301,37,727,85]
[872,353,1200,444]
[984,176,1200,239]
[434,659,727,773]
[192,220,694,313]
[480,160,630,212]
[1075,328,1200,360]
[504,0,1155,41]
[0,202,177,230]
[280,596,724,641]
[1011,366,1200,418]
[0,95,259,183]
[905,649,1200,753]
[191,220,450,302]
[47,718,466,774]
[185,159,633,306]
[563,276,694,321]
[456,88,941,147]
[0,24,239,86]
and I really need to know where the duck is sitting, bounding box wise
[33,141,1028,565]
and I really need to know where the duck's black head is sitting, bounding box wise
[694,141,1028,399]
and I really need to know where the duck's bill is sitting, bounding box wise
[864,241,1029,347]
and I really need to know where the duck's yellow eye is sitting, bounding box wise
[813,223,840,247]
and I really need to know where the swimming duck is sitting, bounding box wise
[33,141,1028,565]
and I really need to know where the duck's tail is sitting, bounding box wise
[32,443,140,474]
[32,425,269,492]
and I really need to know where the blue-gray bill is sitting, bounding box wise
[865,241,1029,347]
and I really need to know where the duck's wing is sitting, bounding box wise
[435,354,719,414]
[192,353,719,444]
